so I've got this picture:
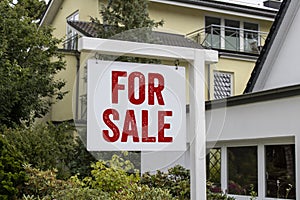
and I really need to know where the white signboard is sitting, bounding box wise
[87,60,186,151]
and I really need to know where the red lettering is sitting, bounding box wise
[102,109,120,142]
[142,110,156,142]
[158,111,173,142]
[121,110,139,142]
[112,71,127,104]
[148,73,165,105]
[128,72,145,105]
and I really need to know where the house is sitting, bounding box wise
[40,0,278,122]
[39,0,300,199]
[207,0,299,199]
[144,0,300,199]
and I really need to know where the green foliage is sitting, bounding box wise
[141,165,190,199]
[114,183,175,200]
[142,165,235,200]
[207,191,236,200]
[249,184,257,200]
[0,135,26,199]
[2,123,74,179]
[83,154,140,193]
[68,137,96,179]
[93,0,163,39]
[21,154,173,200]
[0,0,66,127]
[20,164,75,198]
[45,188,112,200]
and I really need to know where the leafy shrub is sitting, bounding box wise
[83,154,140,193]
[141,165,235,200]
[45,188,112,200]
[141,165,190,199]
[2,122,95,179]
[0,135,26,199]
[20,164,76,198]
[114,183,175,200]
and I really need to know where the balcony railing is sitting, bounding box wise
[186,25,268,54]
[63,34,78,50]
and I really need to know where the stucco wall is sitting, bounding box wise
[50,53,78,121]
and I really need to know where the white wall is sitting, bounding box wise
[253,1,300,91]
[142,95,300,199]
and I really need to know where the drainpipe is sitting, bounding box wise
[75,52,80,121]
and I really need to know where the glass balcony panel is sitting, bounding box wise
[225,30,240,51]
[205,32,221,49]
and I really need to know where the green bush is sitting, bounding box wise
[114,183,175,200]
[141,165,235,200]
[141,165,190,199]
[83,154,140,193]
[0,135,26,199]
[2,122,95,179]
[20,164,76,198]
[45,188,112,200]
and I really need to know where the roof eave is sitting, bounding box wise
[150,0,277,20]
[244,0,292,93]
[206,83,300,110]
[40,0,64,26]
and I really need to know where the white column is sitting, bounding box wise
[221,146,227,193]
[190,49,206,200]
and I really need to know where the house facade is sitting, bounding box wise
[40,0,277,122]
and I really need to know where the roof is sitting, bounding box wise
[205,83,300,111]
[67,21,204,49]
[41,0,278,26]
[244,0,291,93]
[155,0,278,18]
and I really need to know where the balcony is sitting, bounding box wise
[62,34,78,51]
[186,25,268,55]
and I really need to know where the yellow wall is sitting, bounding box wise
[50,53,78,121]
[149,2,204,34]
[46,0,273,121]
[51,0,99,45]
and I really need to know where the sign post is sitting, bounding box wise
[79,37,218,200]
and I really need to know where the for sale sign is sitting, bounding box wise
[87,60,186,151]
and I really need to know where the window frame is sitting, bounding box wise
[65,10,79,50]
[209,137,295,200]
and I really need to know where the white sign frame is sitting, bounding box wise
[79,36,218,200]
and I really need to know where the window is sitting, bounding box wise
[213,71,233,99]
[205,16,221,49]
[206,140,296,199]
[206,148,221,193]
[265,144,295,199]
[227,146,258,196]
[203,16,261,53]
[225,19,240,51]
[244,22,259,53]
[65,11,79,50]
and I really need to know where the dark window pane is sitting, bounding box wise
[244,22,259,53]
[265,144,295,199]
[228,146,258,195]
[205,16,221,49]
[225,19,240,51]
[206,148,222,193]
